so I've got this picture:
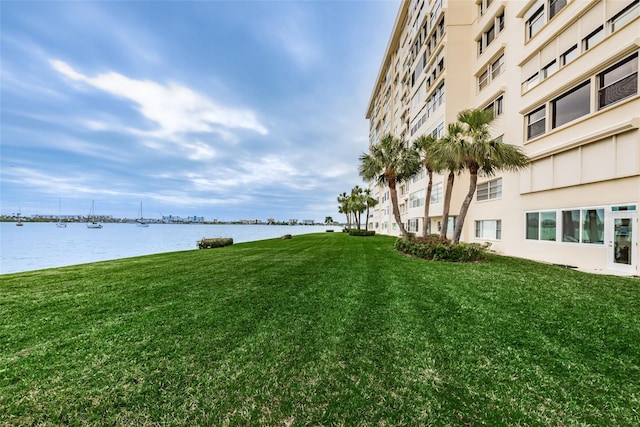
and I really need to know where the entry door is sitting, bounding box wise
[607,211,638,274]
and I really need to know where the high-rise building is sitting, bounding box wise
[365,0,639,275]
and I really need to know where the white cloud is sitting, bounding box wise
[49,59,268,158]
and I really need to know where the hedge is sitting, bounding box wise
[394,237,489,262]
[197,237,233,249]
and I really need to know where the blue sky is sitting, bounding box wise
[1,0,398,221]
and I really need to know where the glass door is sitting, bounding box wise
[607,211,637,274]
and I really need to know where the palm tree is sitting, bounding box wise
[359,134,421,239]
[350,185,366,230]
[363,188,378,231]
[430,123,465,240]
[443,109,529,244]
[324,216,333,225]
[337,192,351,230]
[413,134,437,237]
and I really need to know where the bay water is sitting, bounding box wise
[0,222,341,274]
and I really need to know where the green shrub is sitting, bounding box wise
[394,237,489,262]
[348,229,376,237]
[197,237,233,249]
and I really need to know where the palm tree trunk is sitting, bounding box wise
[440,171,455,240]
[389,179,410,239]
[452,169,478,244]
[365,206,370,231]
[422,170,433,237]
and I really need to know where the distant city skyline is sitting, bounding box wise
[1,1,399,220]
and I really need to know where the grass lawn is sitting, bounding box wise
[1,233,639,426]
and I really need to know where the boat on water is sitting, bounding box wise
[87,200,103,229]
[56,198,67,228]
[136,202,149,227]
[16,207,23,226]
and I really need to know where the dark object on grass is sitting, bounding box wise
[326,229,334,232]
[197,237,233,249]
[281,234,292,239]
[348,230,376,237]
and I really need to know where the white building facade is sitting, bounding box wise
[366,0,640,275]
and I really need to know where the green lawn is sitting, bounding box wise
[1,233,639,426]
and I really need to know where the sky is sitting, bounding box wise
[1,0,399,222]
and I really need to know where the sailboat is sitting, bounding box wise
[136,202,149,227]
[16,207,23,226]
[56,198,67,228]
[87,200,103,229]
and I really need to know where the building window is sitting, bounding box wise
[609,0,640,32]
[486,25,496,45]
[541,211,556,241]
[552,81,591,129]
[484,95,503,117]
[524,72,539,91]
[561,208,605,244]
[411,168,426,183]
[478,10,505,56]
[582,26,604,51]
[526,211,556,241]
[526,106,546,140]
[408,218,419,233]
[582,209,604,244]
[431,182,443,204]
[479,0,493,16]
[597,53,638,110]
[476,219,502,240]
[491,54,505,79]
[478,70,489,91]
[560,45,578,66]
[548,0,567,19]
[477,178,502,201]
[526,212,539,239]
[527,7,544,39]
[478,53,504,92]
[542,60,557,78]
[409,189,425,208]
[561,210,581,242]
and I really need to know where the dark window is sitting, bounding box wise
[526,212,540,240]
[598,53,638,109]
[562,210,580,243]
[552,81,591,128]
[486,25,496,45]
[548,0,567,19]
[526,106,546,139]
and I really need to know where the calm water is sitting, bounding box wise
[0,222,341,274]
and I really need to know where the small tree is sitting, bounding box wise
[324,216,333,225]
[359,134,421,239]
[337,192,352,230]
[350,185,366,230]
[430,123,465,240]
[363,188,378,231]
[438,109,530,244]
[413,134,437,237]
